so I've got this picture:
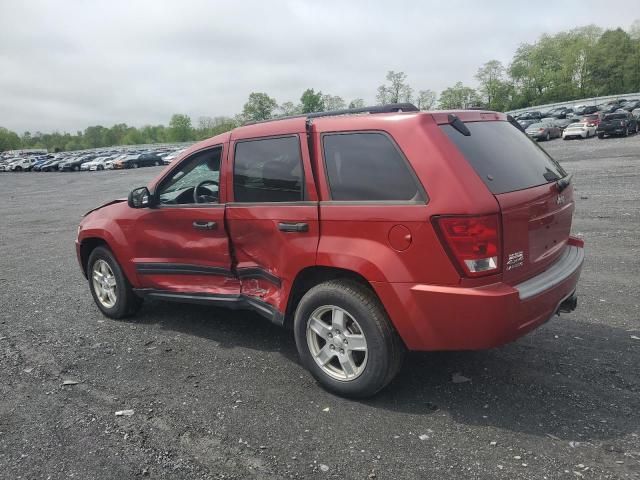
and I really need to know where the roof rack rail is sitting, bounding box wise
[307,102,419,119]
[244,103,419,126]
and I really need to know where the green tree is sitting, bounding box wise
[415,90,437,110]
[242,92,278,122]
[376,71,413,104]
[348,98,366,109]
[438,82,481,109]
[300,89,324,113]
[476,60,511,110]
[0,127,21,151]
[277,101,300,117]
[168,114,194,142]
[322,94,345,111]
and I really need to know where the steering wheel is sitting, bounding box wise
[194,180,219,204]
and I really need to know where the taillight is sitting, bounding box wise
[434,214,501,277]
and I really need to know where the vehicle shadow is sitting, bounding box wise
[131,300,639,442]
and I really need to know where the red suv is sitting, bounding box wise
[76,104,584,397]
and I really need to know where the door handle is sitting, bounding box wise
[278,222,309,232]
[192,221,217,230]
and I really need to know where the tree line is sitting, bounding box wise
[2,22,640,153]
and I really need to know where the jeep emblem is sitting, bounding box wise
[556,194,565,205]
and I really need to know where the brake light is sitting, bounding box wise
[434,214,501,277]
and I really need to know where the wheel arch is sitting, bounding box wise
[284,266,377,329]
[79,237,110,276]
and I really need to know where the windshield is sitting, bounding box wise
[440,120,567,194]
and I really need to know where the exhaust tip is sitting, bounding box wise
[558,292,578,313]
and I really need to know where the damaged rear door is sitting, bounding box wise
[225,129,319,323]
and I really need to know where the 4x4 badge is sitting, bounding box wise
[556,194,566,204]
[506,251,524,270]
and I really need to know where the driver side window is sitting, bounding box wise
[157,146,222,205]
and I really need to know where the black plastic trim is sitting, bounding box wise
[236,267,282,287]
[135,263,235,277]
[133,289,285,326]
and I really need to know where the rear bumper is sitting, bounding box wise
[373,241,584,351]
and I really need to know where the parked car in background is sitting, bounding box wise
[162,148,186,164]
[545,107,574,119]
[9,157,38,171]
[554,117,582,131]
[597,112,638,138]
[41,158,67,172]
[82,156,112,171]
[562,122,596,139]
[105,154,127,170]
[573,105,599,117]
[113,152,163,169]
[622,100,640,111]
[0,158,19,172]
[525,121,562,141]
[60,155,96,171]
[583,114,602,128]
[89,156,114,171]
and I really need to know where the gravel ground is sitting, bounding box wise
[1,135,639,479]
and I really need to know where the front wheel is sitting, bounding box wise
[598,133,605,139]
[87,246,142,319]
[294,280,405,398]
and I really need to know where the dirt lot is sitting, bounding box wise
[1,136,639,479]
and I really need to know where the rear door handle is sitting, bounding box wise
[192,221,217,230]
[278,222,309,232]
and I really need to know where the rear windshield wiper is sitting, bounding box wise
[447,114,471,136]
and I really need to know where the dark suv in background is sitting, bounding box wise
[113,152,163,169]
[597,112,638,138]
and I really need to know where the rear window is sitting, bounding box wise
[604,114,627,120]
[440,121,567,195]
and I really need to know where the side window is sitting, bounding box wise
[157,147,222,205]
[233,136,303,202]
[322,132,423,201]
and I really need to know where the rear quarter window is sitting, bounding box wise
[322,132,424,201]
[440,121,566,195]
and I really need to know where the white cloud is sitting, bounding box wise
[0,0,637,132]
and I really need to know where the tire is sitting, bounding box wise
[545,132,550,141]
[132,163,139,169]
[14,166,22,172]
[598,133,605,139]
[98,165,103,171]
[293,279,405,398]
[87,246,142,319]
[74,165,80,171]
[625,128,629,137]
[154,160,160,166]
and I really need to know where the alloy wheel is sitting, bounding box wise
[92,259,117,309]
[306,305,368,381]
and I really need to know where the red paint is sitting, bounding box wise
[77,110,584,351]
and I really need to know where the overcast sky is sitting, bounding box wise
[1,1,638,133]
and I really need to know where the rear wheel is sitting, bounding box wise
[87,246,142,319]
[154,160,161,166]
[598,132,605,139]
[294,280,405,398]
[132,162,139,169]
[545,132,550,141]
[14,166,22,172]
[74,165,80,171]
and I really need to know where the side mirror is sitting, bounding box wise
[128,186,152,208]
